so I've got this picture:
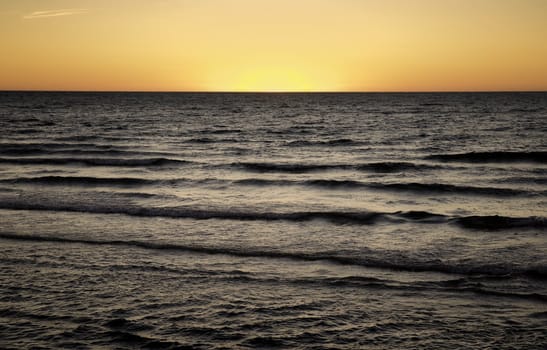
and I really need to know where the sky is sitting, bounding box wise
[1,0,546,92]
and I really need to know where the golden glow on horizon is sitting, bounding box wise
[202,60,345,92]
[1,0,546,91]
[221,66,319,92]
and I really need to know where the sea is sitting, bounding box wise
[0,91,546,349]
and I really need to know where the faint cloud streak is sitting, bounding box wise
[23,9,88,19]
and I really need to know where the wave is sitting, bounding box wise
[0,157,191,167]
[0,147,56,156]
[2,172,537,197]
[3,255,545,303]
[0,143,176,161]
[286,139,365,147]
[0,202,385,224]
[233,178,371,189]
[507,107,544,113]
[13,128,41,134]
[287,276,547,302]
[0,148,169,157]
[366,182,528,196]
[106,330,182,348]
[395,210,448,222]
[355,162,442,173]
[198,128,242,134]
[2,176,155,186]
[68,135,145,142]
[498,176,547,185]
[454,215,547,230]
[0,142,126,150]
[233,162,348,173]
[186,137,240,144]
[186,137,216,143]
[233,178,295,186]
[54,135,100,142]
[234,178,530,196]
[1,232,545,280]
[232,161,440,173]
[1,176,223,188]
[0,199,544,231]
[426,151,547,164]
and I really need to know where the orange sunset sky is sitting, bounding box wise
[1,0,546,92]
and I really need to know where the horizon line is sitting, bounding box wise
[1,89,546,94]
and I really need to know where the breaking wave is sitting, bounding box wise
[0,199,544,230]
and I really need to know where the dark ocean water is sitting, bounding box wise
[0,92,546,349]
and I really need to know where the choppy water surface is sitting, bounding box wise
[1,92,546,349]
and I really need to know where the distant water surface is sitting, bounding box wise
[0,92,546,349]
